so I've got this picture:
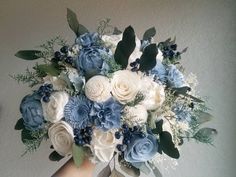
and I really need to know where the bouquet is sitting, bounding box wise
[13,8,217,177]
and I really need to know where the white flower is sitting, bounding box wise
[102,34,122,53]
[43,76,67,91]
[156,48,164,62]
[127,37,142,69]
[140,76,165,110]
[90,129,121,162]
[85,75,111,102]
[48,121,74,156]
[124,105,148,126]
[111,70,141,104]
[42,91,69,123]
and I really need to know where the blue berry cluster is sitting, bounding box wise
[159,42,180,60]
[74,127,93,146]
[116,124,144,152]
[37,84,53,103]
[52,46,74,65]
[130,58,140,72]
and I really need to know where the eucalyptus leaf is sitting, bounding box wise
[143,27,156,41]
[196,111,213,124]
[15,50,42,60]
[139,44,158,72]
[67,8,88,37]
[120,162,140,177]
[111,169,125,177]
[148,162,163,177]
[37,64,60,76]
[159,131,180,159]
[97,164,111,177]
[193,127,217,144]
[15,118,24,130]
[49,151,64,161]
[72,144,85,167]
[172,86,191,95]
[114,26,136,68]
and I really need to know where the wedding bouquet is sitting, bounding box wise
[13,9,217,177]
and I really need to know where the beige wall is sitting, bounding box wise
[0,0,235,177]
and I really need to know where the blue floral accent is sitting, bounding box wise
[76,46,110,77]
[124,132,158,163]
[90,98,122,131]
[76,32,99,47]
[151,60,167,83]
[166,65,186,88]
[64,95,93,129]
[172,103,192,122]
[20,93,44,130]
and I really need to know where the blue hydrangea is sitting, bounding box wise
[20,93,45,130]
[124,132,158,163]
[76,46,110,77]
[172,103,192,122]
[90,98,122,131]
[151,60,167,83]
[64,95,93,129]
[166,65,186,88]
[76,32,99,47]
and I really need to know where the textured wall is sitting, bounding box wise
[0,0,235,177]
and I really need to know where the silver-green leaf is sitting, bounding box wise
[15,50,42,60]
[97,164,111,177]
[72,144,85,167]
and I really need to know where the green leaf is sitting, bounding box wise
[139,44,158,72]
[72,144,85,167]
[114,26,136,68]
[148,162,163,177]
[97,164,111,177]
[152,119,163,134]
[159,131,180,159]
[193,127,217,144]
[21,128,35,143]
[120,162,140,177]
[67,8,88,36]
[15,50,42,60]
[196,111,213,124]
[172,86,191,95]
[49,151,64,161]
[143,27,156,41]
[37,63,60,76]
[111,169,125,177]
[15,118,24,130]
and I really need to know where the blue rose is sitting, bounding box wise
[91,98,122,131]
[124,133,158,163]
[20,93,45,130]
[76,47,110,77]
[64,95,93,129]
[151,60,167,83]
[166,65,186,88]
[76,32,99,47]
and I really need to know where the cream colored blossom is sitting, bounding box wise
[111,70,141,104]
[85,75,111,102]
[48,121,74,156]
[124,105,148,126]
[102,34,122,53]
[42,91,69,123]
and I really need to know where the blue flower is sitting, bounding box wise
[76,47,110,77]
[151,60,167,83]
[124,132,158,163]
[64,95,93,129]
[172,103,192,122]
[20,93,45,130]
[91,98,122,131]
[166,65,186,88]
[76,32,99,47]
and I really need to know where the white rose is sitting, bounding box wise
[43,76,67,91]
[90,129,121,162]
[111,70,141,104]
[124,105,148,126]
[140,76,165,110]
[48,121,74,156]
[85,75,111,102]
[42,91,69,123]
